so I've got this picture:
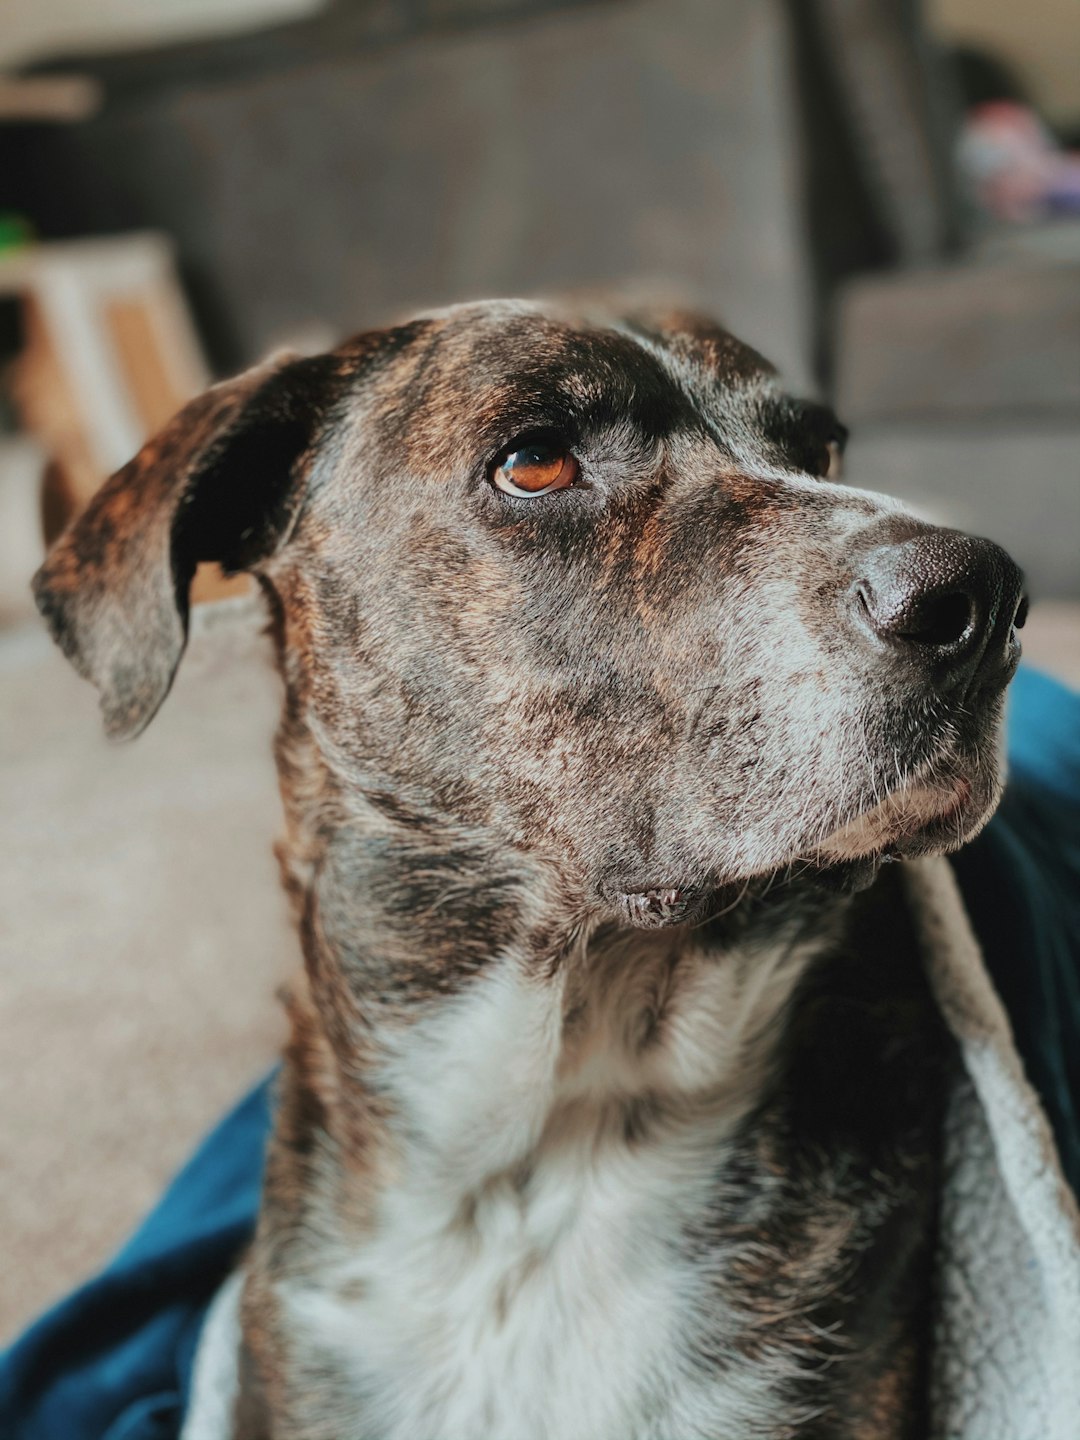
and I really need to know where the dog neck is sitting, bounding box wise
[272,734,847,1221]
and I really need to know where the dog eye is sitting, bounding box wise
[490,434,580,497]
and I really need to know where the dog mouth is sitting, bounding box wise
[799,755,1002,895]
[811,776,976,865]
[614,743,1003,926]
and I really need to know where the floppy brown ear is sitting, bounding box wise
[32,351,339,739]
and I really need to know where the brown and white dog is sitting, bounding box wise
[34,301,1026,1439]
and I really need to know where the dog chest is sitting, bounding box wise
[284,1113,788,1440]
[279,952,814,1440]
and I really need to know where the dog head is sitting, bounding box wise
[34,301,1025,928]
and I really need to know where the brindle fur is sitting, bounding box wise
[35,300,1004,1439]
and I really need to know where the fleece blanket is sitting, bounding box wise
[2,666,1079,1440]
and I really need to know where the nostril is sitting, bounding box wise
[896,589,975,649]
[855,532,1023,692]
[854,581,974,650]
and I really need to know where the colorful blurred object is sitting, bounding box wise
[0,213,33,255]
[959,101,1080,223]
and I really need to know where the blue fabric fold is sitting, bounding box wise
[0,1080,273,1440]
[951,668,1080,1192]
[2,667,1077,1440]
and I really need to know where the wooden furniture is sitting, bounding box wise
[0,232,246,602]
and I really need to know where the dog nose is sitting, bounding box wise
[854,530,1026,694]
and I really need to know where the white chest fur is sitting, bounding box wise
[278,932,817,1440]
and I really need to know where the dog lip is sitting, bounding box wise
[615,885,691,929]
[606,883,721,929]
[811,776,976,864]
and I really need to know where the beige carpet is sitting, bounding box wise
[1,595,1077,1344]
[0,597,293,1341]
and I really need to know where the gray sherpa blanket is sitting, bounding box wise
[904,857,1080,1440]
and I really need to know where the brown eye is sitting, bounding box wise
[490,435,580,497]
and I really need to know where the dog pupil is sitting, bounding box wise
[504,444,562,490]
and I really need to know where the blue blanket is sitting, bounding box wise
[3,667,1078,1440]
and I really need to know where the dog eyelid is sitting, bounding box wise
[824,439,844,480]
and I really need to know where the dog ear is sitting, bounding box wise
[32,351,339,740]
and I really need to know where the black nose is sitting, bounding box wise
[854,530,1026,694]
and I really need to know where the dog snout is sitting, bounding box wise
[852,529,1026,695]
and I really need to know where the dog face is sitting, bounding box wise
[34,301,1024,926]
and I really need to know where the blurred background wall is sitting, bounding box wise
[3,0,325,68]
[932,0,1078,126]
